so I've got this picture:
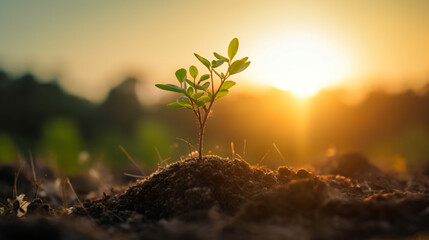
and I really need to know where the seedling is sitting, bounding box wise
[156,38,250,160]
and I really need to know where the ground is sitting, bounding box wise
[1,153,429,240]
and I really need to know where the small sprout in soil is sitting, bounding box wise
[156,38,250,160]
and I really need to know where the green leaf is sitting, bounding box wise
[200,96,211,103]
[167,102,184,109]
[228,57,248,75]
[213,69,222,79]
[198,74,210,83]
[220,80,236,90]
[187,86,194,96]
[228,38,239,60]
[177,96,191,105]
[202,82,210,90]
[189,65,198,79]
[221,72,225,78]
[215,89,229,100]
[192,92,204,99]
[155,84,185,93]
[175,68,187,83]
[197,101,205,107]
[194,53,211,69]
[236,61,250,74]
[214,52,229,62]
[211,59,224,68]
[185,79,205,91]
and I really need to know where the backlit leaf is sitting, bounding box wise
[220,80,236,90]
[202,82,210,90]
[236,61,250,74]
[228,38,239,59]
[215,89,229,100]
[200,96,211,103]
[192,92,204,99]
[213,69,222,79]
[187,87,194,96]
[155,84,185,93]
[167,102,184,109]
[228,57,248,75]
[199,74,210,83]
[189,65,198,79]
[194,53,211,69]
[175,68,187,83]
[214,52,229,62]
[211,59,224,68]
[177,96,191,104]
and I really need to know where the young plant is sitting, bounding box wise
[155,38,250,160]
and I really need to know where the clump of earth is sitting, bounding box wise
[2,153,429,240]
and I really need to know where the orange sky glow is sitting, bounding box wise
[0,0,428,102]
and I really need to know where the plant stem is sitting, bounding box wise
[198,122,205,160]
[196,61,231,160]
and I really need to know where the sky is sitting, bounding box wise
[0,0,428,102]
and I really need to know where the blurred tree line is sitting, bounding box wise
[0,69,428,173]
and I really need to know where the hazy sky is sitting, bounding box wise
[1,0,428,102]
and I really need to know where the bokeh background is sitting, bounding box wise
[0,0,428,173]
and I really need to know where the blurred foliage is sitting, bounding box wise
[37,118,84,174]
[0,132,19,163]
[1,69,429,173]
[133,119,176,166]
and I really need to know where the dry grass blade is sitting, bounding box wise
[231,141,236,159]
[243,139,247,158]
[61,177,68,209]
[176,137,195,156]
[256,150,270,166]
[66,178,86,211]
[273,143,285,162]
[123,172,146,179]
[154,146,171,166]
[119,145,144,175]
[28,150,39,198]
[154,146,163,163]
[13,160,23,200]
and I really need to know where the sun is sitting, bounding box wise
[253,32,351,98]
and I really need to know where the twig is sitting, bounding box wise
[119,145,144,175]
[273,143,285,162]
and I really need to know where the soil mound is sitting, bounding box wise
[6,155,426,240]
[77,156,278,222]
[318,152,381,179]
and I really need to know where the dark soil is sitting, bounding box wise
[2,153,429,239]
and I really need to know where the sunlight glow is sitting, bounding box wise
[253,32,351,98]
